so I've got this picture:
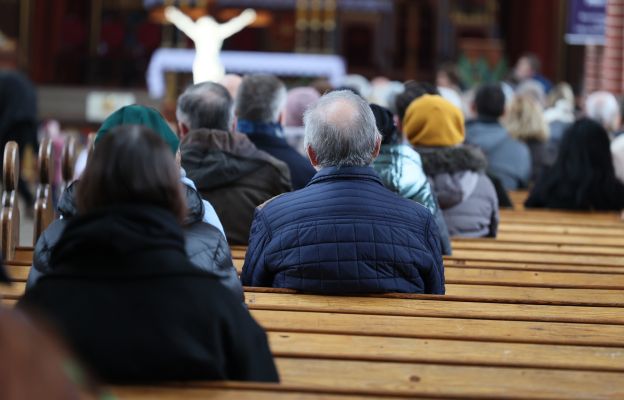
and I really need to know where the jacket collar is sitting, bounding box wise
[307,166,385,187]
[237,119,284,138]
[468,115,501,125]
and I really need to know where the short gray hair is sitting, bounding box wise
[176,82,233,131]
[304,90,381,168]
[235,74,287,122]
[585,91,620,132]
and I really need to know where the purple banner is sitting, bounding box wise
[565,0,606,45]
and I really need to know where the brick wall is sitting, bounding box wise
[583,0,624,95]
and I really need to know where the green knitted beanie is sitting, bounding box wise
[95,105,179,154]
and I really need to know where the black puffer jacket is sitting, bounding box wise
[28,181,242,299]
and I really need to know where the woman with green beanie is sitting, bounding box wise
[28,105,242,299]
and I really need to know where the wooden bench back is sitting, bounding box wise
[61,134,77,190]
[33,137,54,244]
[1,141,20,261]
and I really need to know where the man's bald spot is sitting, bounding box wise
[315,96,360,131]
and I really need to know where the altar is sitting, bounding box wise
[146,48,346,98]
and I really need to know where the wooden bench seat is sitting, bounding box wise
[5,278,623,306]
[250,309,624,346]
[267,331,624,372]
[272,357,623,399]
[451,239,624,256]
[444,259,624,274]
[112,383,431,400]
[113,358,624,400]
[14,246,34,263]
[494,232,624,246]
[499,208,622,222]
[446,249,624,267]
[10,262,624,291]
[244,292,624,324]
[498,223,624,236]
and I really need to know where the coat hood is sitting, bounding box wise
[58,179,205,225]
[50,205,186,271]
[416,146,487,209]
[416,145,487,176]
[181,129,289,190]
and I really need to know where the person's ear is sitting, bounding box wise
[306,144,320,169]
[178,122,190,138]
[372,136,381,159]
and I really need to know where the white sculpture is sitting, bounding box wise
[164,6,257,84]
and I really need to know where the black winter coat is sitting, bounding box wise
[28,181,242,299]
[18,205,278,383]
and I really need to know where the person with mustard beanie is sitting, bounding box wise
[370,104,452,255]
[28,105,242,299]
[403,95,499,237]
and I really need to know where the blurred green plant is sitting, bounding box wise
[457,54,508,88]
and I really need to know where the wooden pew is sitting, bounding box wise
[113,382,428,400]
[33,137,54,244]
[452,238,624,256]
[13,246,33,262]
[61,134,76,191]
[0,141,20,261]
[244,291,624,324]
[499,208,623,222]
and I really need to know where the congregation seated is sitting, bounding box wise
[176,82,291,245]
[403,94,499,237]
[465,83,531,190]
[369,104,452,255]
[525,118,624,211]
[18,126,279,383]
[241,90,445,294]
[28,105,242,299]
[235,74,317,189]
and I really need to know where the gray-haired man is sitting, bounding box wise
[242,90,444,295]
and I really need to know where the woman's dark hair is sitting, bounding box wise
[527,118,624,210]
[395,81,440,121]
[475,83,505,118]
[370,104,400,145]
[77,125,186,221]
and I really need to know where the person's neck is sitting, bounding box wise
[476,115,500,124]
[237,119,284,137]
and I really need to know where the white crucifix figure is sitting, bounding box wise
[165,6,257,84]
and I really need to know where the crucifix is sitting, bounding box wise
[164,6,256,84]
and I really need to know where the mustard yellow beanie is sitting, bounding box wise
[403,94,465,147]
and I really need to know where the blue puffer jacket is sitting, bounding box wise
[241,166,445,294]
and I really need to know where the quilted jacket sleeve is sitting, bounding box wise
[424,214,445,295]
[240,208,274,287]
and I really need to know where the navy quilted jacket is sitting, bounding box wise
[241,166,445,294]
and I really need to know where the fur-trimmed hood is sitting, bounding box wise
[415,145,488,176]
